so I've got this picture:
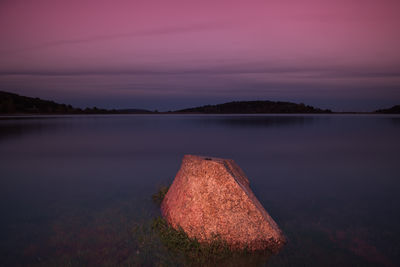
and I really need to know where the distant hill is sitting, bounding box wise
[176,101,332,114]
[0,91,339,115]
[0,91,151,114]
[115,108,153,114]
[375,105,400,114]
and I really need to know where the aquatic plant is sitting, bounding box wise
[151,216,260,266]
[152,185,169,205]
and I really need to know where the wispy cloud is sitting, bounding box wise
[0,22,228,55]
[1,64,400,79]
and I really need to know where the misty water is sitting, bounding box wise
[0,114,399,266]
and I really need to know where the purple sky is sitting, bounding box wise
[1,0,400,111]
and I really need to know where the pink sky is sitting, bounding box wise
[1,0,399,111]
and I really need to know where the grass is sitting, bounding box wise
[152,185,169,205]
[152,217,227,263]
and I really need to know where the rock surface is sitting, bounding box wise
[161,155,286,252]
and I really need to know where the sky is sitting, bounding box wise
[1,0,400,111]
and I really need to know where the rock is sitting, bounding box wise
[161,155,286,252]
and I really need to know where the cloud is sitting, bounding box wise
[0,22,229,55]
[1,63,400,80]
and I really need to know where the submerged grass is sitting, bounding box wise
[30,186,271,266]
[152,185,169,205]
[151,216,252,266]
[18,184,383,266]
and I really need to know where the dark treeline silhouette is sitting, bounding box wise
[0,91,152,114]
[176,101,332,114]
[7,90,398,115]
[375,105,400,114]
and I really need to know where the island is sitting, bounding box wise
[176,100,331,114]
[375,105,400,114]
[0,91,152,114]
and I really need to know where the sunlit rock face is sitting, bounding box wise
[161,155,286,252]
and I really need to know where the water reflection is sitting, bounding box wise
[0,121,50,142]
[387,116,400,126]
[196,115,320,128]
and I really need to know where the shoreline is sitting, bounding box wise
[1,112,399,117]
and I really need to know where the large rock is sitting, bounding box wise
[161,155,286,252]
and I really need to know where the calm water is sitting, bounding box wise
[0,114,399,266]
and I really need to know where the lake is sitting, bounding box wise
[0,114,399,266]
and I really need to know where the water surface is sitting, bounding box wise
[0,114,399,266]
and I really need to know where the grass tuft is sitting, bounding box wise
[152,186,169,205]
